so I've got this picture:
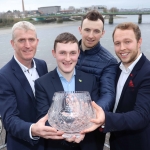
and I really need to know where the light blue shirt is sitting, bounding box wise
[57,68,76,91]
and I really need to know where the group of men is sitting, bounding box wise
[0,10,150,150]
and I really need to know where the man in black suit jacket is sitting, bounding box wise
[0,21,63,150]
[82,22,150,150]
[35,32,100,150]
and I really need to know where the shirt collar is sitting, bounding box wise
[79,40,101,55]
[119,53,142,73]
[14,55,36,72]
[57,67,76,80]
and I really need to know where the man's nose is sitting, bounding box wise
[65,54,71,61]
[88,31,94,38]
[120,43,126,50]
[24,40,30,47]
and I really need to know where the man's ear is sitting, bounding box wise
[79,26,82,34]
[36,38,39,44]
[101,30,105,37]
[138,38,142,49]
[52,49,56,58]
[11,40,14,48]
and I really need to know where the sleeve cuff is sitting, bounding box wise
[29,124,40,140]
[99,124,105,132]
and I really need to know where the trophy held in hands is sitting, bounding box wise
[48,91,95,138]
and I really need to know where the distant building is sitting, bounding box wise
[119,8,150,12]
[80,7,90,13]
[80,5,106,13]
[38,6,61,15]
[140,8,150,12]
[91,5,106,13]
[58,10,75,14]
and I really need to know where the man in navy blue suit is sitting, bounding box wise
[82,22,150,150]
[0,21,64,150]
[35,32,101,150]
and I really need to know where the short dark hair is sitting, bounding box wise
[81,10,104,29]
[112,22,141,42]
[54,32,79,50]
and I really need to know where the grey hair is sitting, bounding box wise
[12,21,37,40]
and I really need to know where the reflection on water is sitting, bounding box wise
[0,15,150,70]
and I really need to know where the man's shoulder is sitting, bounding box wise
[98,44,117,61]
[35,69,56,82]
[84,42,118,64]
[76,69,95,79]
[0,58,14,74]
[140,55,150,72]
[34,58,46,64]
[34,58,48,75]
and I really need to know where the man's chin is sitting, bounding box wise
[62,69,74,74]
[63,71,73,74]
[85,44,96,49]
[24,57,33,61]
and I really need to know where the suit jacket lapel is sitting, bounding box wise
[11,57,34,99]
[75,70,84,91]
[34,59,44,77]
[116,64,122,87]
[118,54,146,104]
[50,69,85,91]
[51,68,64,91]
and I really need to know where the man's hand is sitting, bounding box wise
[81,101,105,133]
[64,134,85,143]
[31,114,64,140]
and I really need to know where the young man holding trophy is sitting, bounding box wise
[35,32,101,150]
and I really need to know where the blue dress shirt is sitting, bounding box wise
[57,68,76,91]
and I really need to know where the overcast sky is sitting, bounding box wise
[0,0,150,12]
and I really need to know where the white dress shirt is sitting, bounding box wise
[14,55,39,95]
[14,55,39,140]
[113,53,142,112]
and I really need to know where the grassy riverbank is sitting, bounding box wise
[0,17,46,28]
[0,15,126,28]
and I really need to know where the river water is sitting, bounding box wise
[0,15,150,70]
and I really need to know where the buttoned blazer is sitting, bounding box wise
[0,57,48,150]
[35,68,100,150]
[104,54,150,150]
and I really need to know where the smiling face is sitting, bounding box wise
[52,42,80,76]
[11,29,39,67]
[114,29,142,68]
[79,18,104,50]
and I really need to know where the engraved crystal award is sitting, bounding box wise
[48,91,95,138]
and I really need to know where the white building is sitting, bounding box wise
[91,5,106,13]
[80,5,106,13]
[38,6,61,15]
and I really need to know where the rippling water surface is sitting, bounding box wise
[0,15,150,70]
